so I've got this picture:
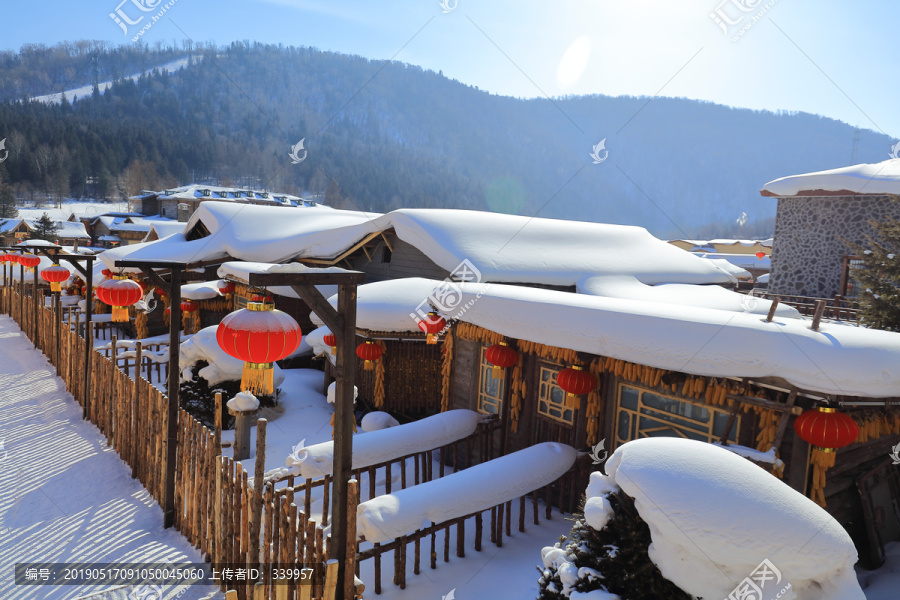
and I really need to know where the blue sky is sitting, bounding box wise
[4,0,899,140]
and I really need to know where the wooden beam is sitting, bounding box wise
[290,284,343,334]
[771,387,799,450]
[248,271,365,287]
[765,297,779,322]
[380,232,394,253]
[725,394,803,415]
[811,300,826,331]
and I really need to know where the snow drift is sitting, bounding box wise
[180,325,285,388]
[357,442,577,543]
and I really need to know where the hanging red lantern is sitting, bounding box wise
[755,251,766,260]
[181,299,198,313]
[0,254,9,264]
[96,276,143,322]
[101,268,113,278]
[40,264,71,293]
[356,340,383,371]
[155,287,168,298]
[218,280,236,298]
[417,312,447,344]
[216,297,303,395]
[323,332,337,356]
[485,342,518,378]
[794,407,859,452]
[557,365,595,408]
[18,254,40,273]
[7,253,19,265]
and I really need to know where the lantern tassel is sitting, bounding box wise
[112,306,129,322]
[427,333,437,345]
[364,360,374,371]
[51,282,61,293]
[242,362,274,395]
[491,365,502,379]
[331,346,337,356]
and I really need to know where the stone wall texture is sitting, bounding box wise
[770,194,900,297]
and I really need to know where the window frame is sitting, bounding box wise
[476,344,505,416]
[613,382,740,449]
[536,363,575,426]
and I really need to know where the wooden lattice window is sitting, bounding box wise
[614,383,738,448]
[840,255,865,297]
[538,365,574,425]
[476,345,505,416]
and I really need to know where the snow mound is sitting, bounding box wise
[227,392,260,412]
[361,411,400,432]
[326,381,358,404]
[357,442,576,543]
[180,325,285,388]
[601,437,864,600]
[286,409,483,479]
[762,158,900,197]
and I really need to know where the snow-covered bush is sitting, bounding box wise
[538,438,865,600]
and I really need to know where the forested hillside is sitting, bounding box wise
[0,41,892,236]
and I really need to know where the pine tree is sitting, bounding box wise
[537,491,692,600]
[31,213,60,242]
[848,203,900,332]
[0,179,17,219]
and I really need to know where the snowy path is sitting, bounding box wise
[0,315,218,600]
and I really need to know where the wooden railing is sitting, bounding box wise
[757,292,861,324]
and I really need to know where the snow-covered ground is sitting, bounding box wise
[30,58,192,105]
[0,315,217,600]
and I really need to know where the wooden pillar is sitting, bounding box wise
[333,283,358,600]
[230,407,259,461]
[32,256,39,344]
[84,262,94,419]
[164,267,182,528]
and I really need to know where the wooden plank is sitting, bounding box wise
[725,394,804,414]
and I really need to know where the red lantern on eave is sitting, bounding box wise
[794,407,859,452]
[417,312,447,344]
[96,276,143,322]
[155,287,167,298]
[356,340,383,371]
[756,251,766,260]
[216,298,303,395]
[323,332,337,356]
[556,365,595,408]
[218,280,235,298]
[485,342,518,378]
[18,254,40,272]
[181,300,198,313]
[7,253,19,265]
[101,268,113,278]
[40,264,71,293]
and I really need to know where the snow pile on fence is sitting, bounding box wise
[227,392,260,412]
[357,442,576,543]
[268,409,483,481]
[325,381,357,404]
[762,158,900,196]
[584,437,864,600]
[361,411,399,432]
[452,281,900,397]
[181,280,223,301]
[180,325,285,387]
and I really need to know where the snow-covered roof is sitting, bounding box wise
[448,281,900,398]
[672,238,773,248]
[761,158,900,197]
[310,276,799,334]
[150,183,304,203]
[696,252,769,271]
[54,221,91,239]
[101,204,737,288]
[144,221,186,240]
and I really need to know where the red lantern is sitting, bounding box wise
[756,251,766,260]
[556,365,595,408]
[96,276,143,322]
[155,287,167,297]
[323,332,337,356]
[7,253,19,265]
[485,342,518,378]
[218,280,236,298]
[40,264,71,293]
[181,300,198,313]
[216,298,303,395]
[356,341,383,371]
[794,407,859,452]
[417,312,447,344]
[0,254,9,264]
[18,254,40,272]
[101,268,113,278]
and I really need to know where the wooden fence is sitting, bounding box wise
[759,292,861,323]
[1,285,580,598]
[1,286,342,600]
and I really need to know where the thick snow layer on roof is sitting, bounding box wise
[762,158,900,197]
[101,202,381,268]
[599,438,863,600]
[386,209,733,287]
[273,410,483,481]
[357,442,576,543]
[697,252,770,271]
[310,277,440,332]
[452,282,900,397]
[217,261,341,301]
